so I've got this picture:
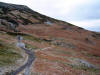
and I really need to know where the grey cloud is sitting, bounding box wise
[67,0,100,21]
[86,26,100,32]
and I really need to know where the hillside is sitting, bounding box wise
[0,2,100,75]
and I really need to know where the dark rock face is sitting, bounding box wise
[92,32,100,39]
[0,19,17,31]
[0,2,33,13]
[0,2,35,25]
[0,2,61,32]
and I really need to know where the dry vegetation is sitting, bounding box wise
[0,2,100,75]
[0,32,22,66]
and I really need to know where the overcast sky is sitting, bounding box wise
[0,0,100,32]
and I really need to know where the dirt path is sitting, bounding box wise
[10,47,35,75]
[9,46,52,75]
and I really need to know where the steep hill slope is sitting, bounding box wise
[0,2,100,75]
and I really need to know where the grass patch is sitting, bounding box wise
[25,43,38,50]
[23,35,42,42]
[0,40,22,66]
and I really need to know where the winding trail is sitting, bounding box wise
[9,45,52,75]
[10,47,35,75]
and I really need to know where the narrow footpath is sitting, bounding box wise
[10,47,35,75]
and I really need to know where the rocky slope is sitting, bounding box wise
[0,2,100,75]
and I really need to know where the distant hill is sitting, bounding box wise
[0,2,100,75]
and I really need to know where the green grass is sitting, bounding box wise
[0,41,22,66]
[25,43,38,50]
[23,35,42,42]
